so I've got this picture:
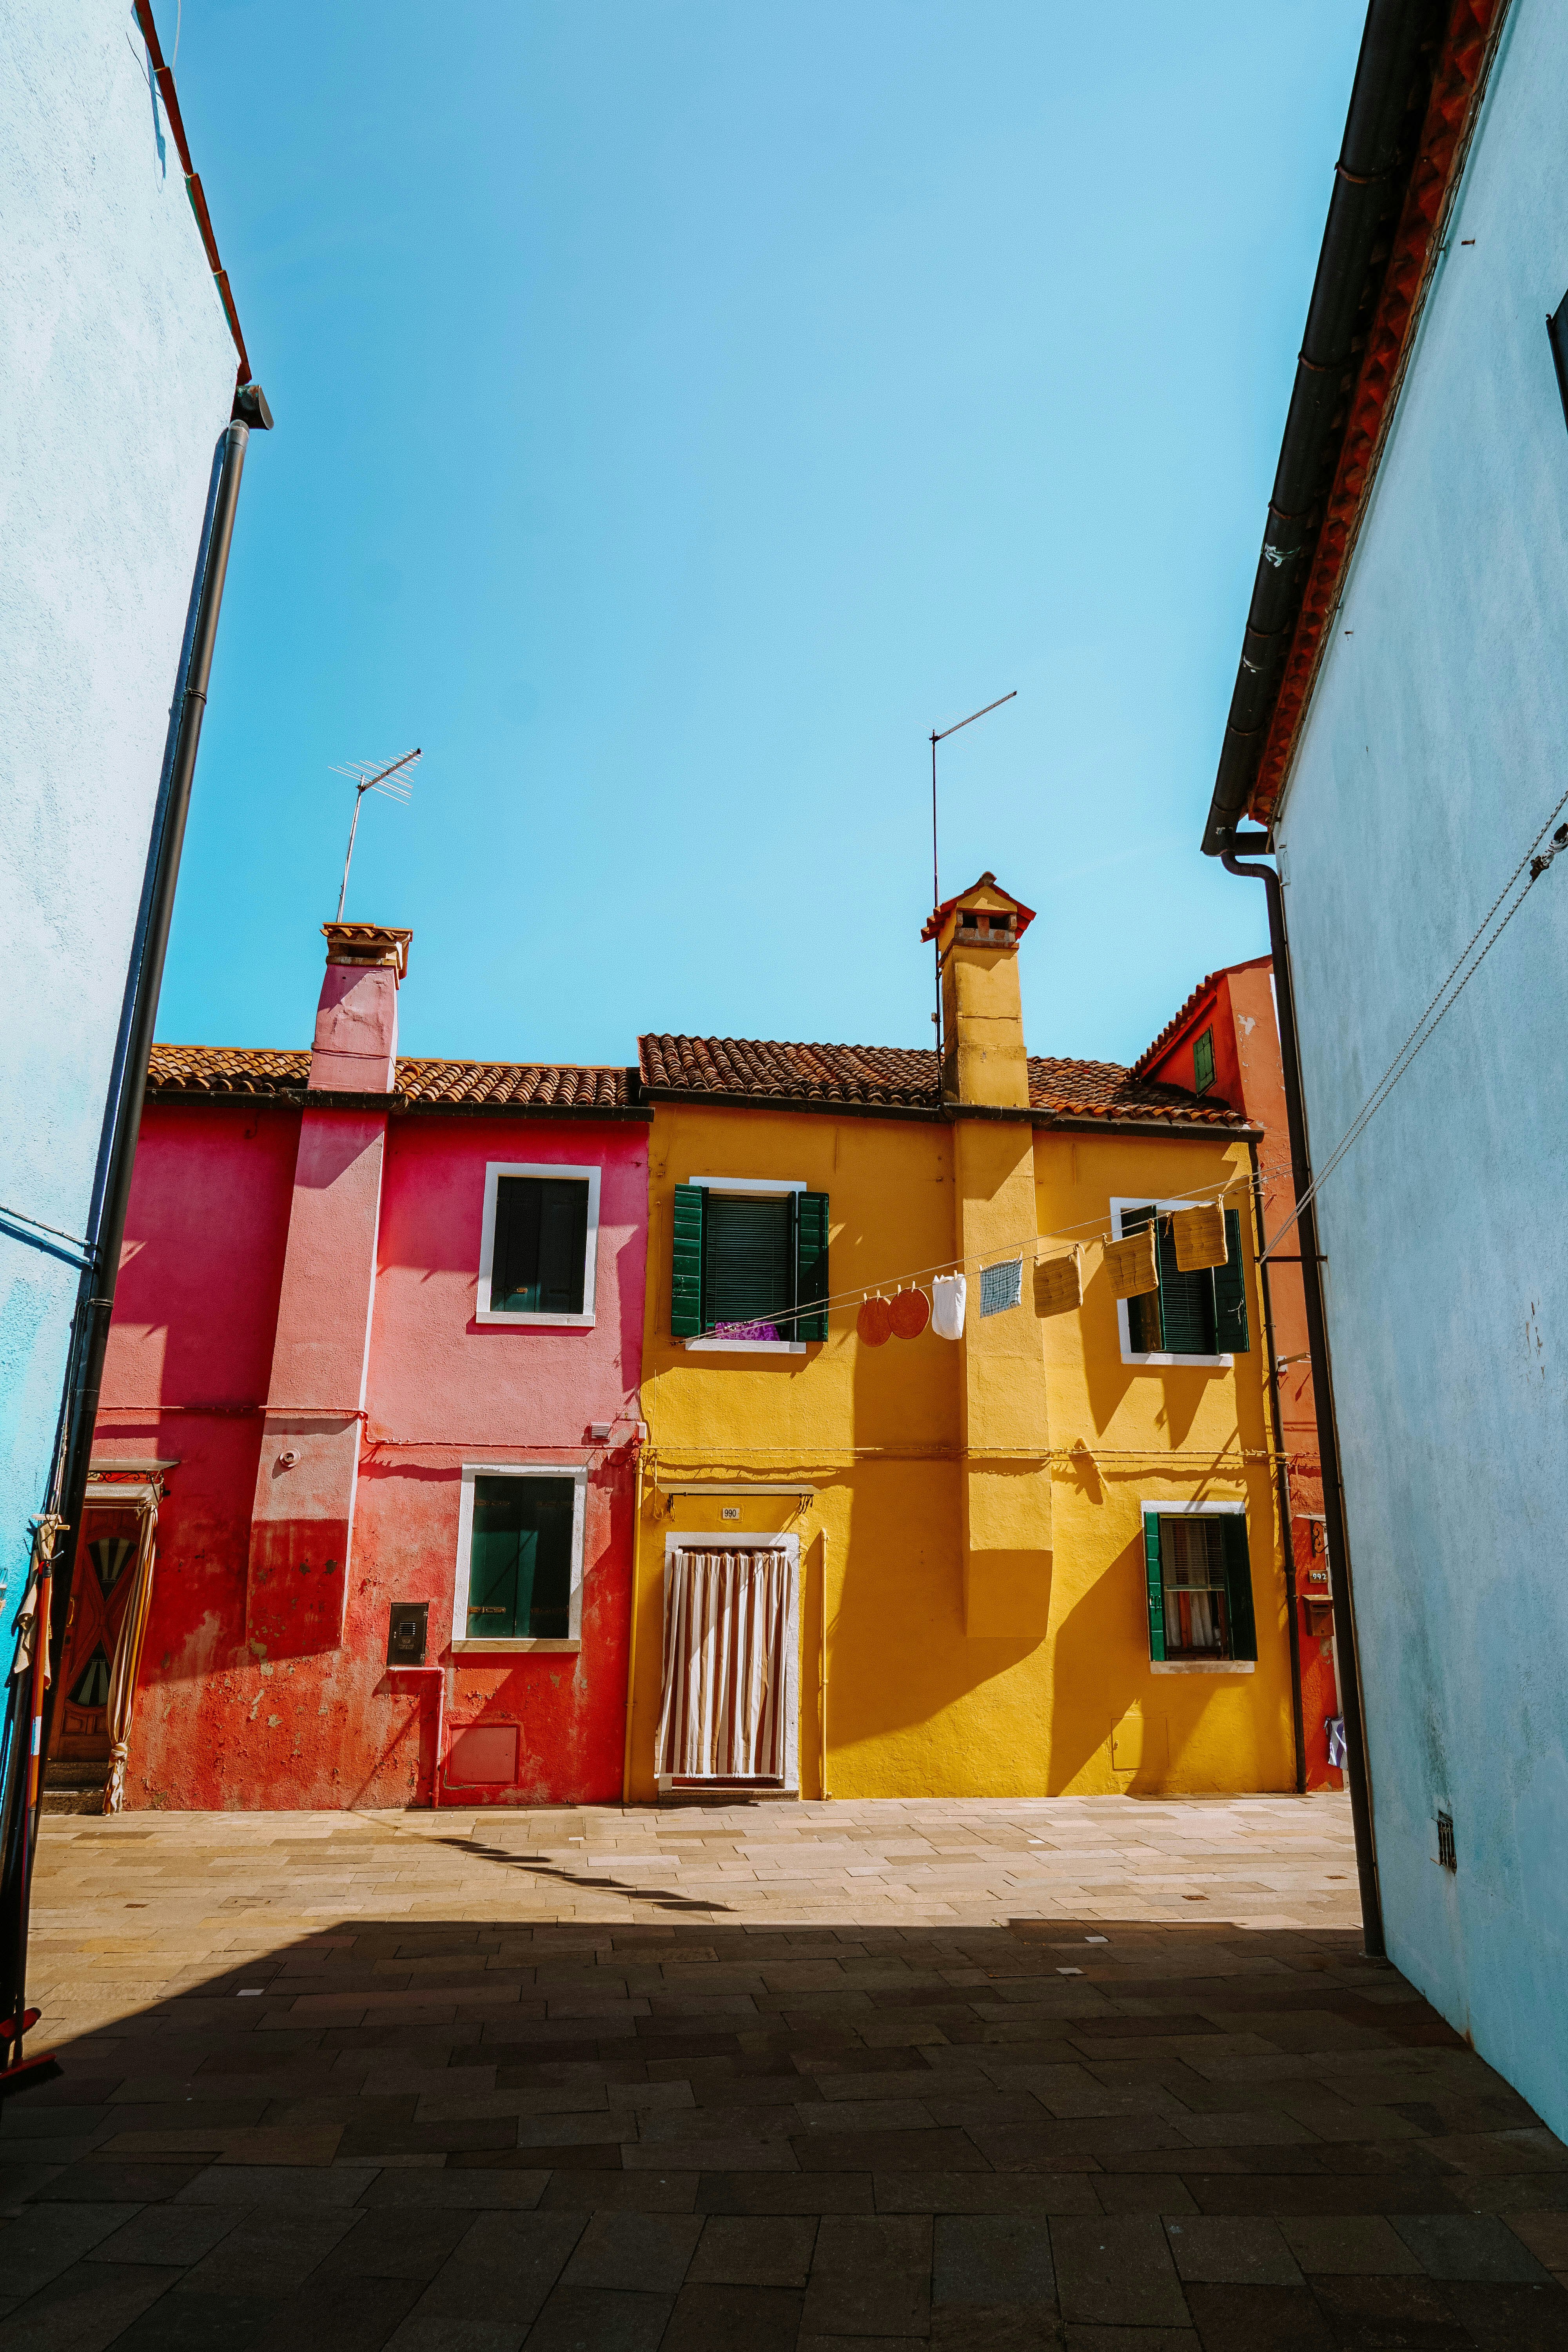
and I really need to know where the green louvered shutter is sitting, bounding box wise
[1220,1512,1257,1660]
[795,1193,829,1342]
[1211,1207,1250,1352]
[1143,1514,1166,1662]
[1155,1214,1217,1356]
[671,1185,704,1338]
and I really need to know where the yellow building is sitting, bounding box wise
[626,875,1294,1802]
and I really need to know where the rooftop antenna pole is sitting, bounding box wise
[330,747,422,921]
[929,691,1016,1080]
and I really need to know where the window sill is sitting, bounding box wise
[1122,1352,1232,1369]
[475,1312,596,1329]
[1150,1658,1255,1675]
[452,1637,581,1655]
[684,1338,806,1356]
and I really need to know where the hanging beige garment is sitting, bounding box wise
[656,1548,793,1780]
[102,1499,158,1815]
[1034,1251,1083,1317]
[1171,1203,1227,1272]
[1105,1224,1160,1300]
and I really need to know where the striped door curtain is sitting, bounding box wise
[656,1548,794,1781]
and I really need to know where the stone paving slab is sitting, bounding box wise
[0,1796,1563,2348]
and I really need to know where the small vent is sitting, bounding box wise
[1436,1810,1457,1871]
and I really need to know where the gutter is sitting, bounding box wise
[1221,833,1383,1953]
[1203,0,1435,855]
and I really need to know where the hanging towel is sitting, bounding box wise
[931,1273,966,1340]
[1326,1716,1347,1769]
[889,1287,931,1340]
[1172,1203,1227,1273]
[1034,1251,1082,1317]
[980,1258,1023,1317]
[1105,1225,1159,1300]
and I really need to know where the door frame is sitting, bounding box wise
[657,1531,801,1798]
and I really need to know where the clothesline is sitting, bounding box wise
[693,1168,1258,1339]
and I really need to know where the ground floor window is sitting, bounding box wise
[1143,1507,1256,1664]
[454,1466,586,1648]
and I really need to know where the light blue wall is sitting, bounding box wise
[0,9,239,1644]
[1272,0,1568,2137]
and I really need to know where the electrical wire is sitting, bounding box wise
[1262,794,1568,1259]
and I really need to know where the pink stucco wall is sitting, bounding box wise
[93,1099,648,1808]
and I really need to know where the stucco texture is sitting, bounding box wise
[0,7,240,1630]
[1271,0,1568,2138]
[630,1101,1292,1803]
[95,1103,648,1809]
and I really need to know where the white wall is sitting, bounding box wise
[0,7,240,1629]
[1273,0,1568,2136]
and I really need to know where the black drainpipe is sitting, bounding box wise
[0,383,270,2080]
[1221,830,1383,1956]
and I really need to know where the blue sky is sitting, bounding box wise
[164,0,1363,1071]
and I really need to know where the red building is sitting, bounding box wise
[60,923,649,1811]
[1135,956,1340,1792]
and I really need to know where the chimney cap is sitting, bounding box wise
[321,922,412,979]
[921,872,1036,947]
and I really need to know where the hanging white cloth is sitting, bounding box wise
[656,1548,793,1780]
[931,1273,967,1341]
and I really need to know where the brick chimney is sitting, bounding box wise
[308,923,411,1093]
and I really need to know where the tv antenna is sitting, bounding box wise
[329,748,422,921]
[929,691,1016,1067]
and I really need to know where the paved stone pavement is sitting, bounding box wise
[2,1795,1566,2349]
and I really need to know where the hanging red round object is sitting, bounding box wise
[857,1296,893,1347]
[889,1287,931,1340]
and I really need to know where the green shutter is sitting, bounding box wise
[795,1192,829,1342]
[1155,1215,1216,1356]
[706,1194,793,1330]
[671,1184,704,1338]
[1143,1513,1166,1662]
[1220,1512,1257,1660]
[1211,1208,1250,1352]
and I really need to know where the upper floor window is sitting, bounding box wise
[1114,1199,1249,1364]
[1192,1027,1216,1094]
[672,1178,829,1353]
[477,1163,601,1327]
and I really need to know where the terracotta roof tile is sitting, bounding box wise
[638,1035,1247,1128]
[145,1045,635,1110]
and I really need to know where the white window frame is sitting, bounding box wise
[656,1530,801,1793]
[1111,1196,1233,1370]
[682,1175,808,1356]
[477,1162,601,1328]
[1140,1497,1254,1675]
[452,1462,587,1653]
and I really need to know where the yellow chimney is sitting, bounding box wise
[923,872,1034,1107]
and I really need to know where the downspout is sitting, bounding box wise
[0,386,271,2078]
[1221,831,1383,1954]
[1249,1134,1306,1795]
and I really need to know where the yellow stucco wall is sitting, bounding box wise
[628,1098,1294,1804]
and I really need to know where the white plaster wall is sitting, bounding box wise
[1272,0,1568,2136]
[0,7,240,1627]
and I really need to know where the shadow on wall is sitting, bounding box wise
[1047,1521,1154,1794]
